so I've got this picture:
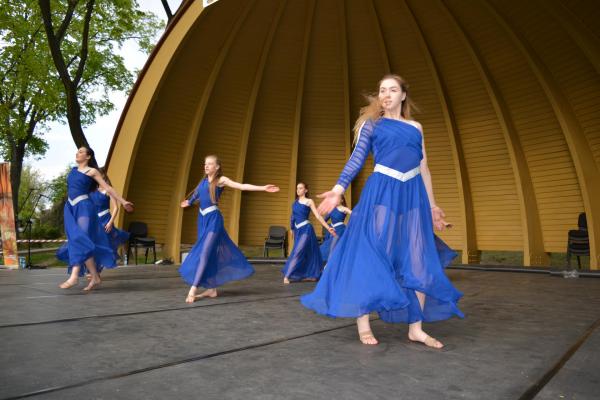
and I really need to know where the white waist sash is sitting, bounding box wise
[374,164,421,182]
[331,222,345,228]
[200,205,219,216]
[68,194,89,206]
[97,209,110,217]
[295,220,309,229]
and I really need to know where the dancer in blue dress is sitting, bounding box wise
[180,155,279,303]
[301,75,463,347]
[57,147,133,291]
[282,182,335,284]
[319,195,352,263]
[89,168,130,259]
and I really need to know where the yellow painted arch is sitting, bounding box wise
[108,0,600,268]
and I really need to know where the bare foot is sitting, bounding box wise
[59,278,78,289]
[185,287,198,303]
[283,277,290,285]
[83,277,101,292]
[359,330,379,345]
[196,288,217,298]
[185,294,196,303]
[408,332,444,349]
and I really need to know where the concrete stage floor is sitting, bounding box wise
[0,264,599,400]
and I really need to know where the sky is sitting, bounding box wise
[22,0,183,179]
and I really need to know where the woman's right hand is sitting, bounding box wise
[317,190,341,215]
[180,200,190,208]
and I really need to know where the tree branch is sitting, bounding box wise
[56,0,79,44]
[38,0,72,88]
[74,0,95,86]
[161,0,174,21]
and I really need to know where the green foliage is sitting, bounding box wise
[17,164,46,218]
[40,0,164,126]
[0,0,62,160]
[15,164,66,238]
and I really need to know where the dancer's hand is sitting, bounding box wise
[180,200,190,208]
[264,184,280,193]
[432,206,449,231]
[105,221,113,233]
[317,190,341,215]
[327,226,337,237]
[123,201,134,213]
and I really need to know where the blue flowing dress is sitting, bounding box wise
[89,190,130,258]
[179,178,254,288]
[301,118,464,323]
[56,168,116,276]
[281,200,323,281]
[319,207,348,262]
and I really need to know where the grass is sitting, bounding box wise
[3,246,591,270]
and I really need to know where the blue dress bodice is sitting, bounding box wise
[67,168,96,199]
[337,118,423,189]
[293,200,310,222]
[188,178,224,209]
[90,190,110,211]
[329,208,347,225]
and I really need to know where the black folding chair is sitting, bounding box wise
[567,213,589,269]
[127,221,156,265]
[263,226,287,258]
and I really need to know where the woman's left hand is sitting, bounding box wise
[431,206,449,231]
[265,184,280,193]
[105,221,114,233]
[327,226,337,237]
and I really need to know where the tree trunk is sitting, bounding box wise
[38,0,91,150]
[65,83,89,149]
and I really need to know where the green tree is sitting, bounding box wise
[0,1,63,218]
[16,164,47,223]
[37,0,163,148]
[36,166,71,238]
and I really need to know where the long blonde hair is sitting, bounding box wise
[353,74,418,143]
[205,155,223,204]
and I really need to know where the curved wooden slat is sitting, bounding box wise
[440,0,547,266]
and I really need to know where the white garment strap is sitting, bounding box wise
[200,205,218,216]
[331,222,344,228]
[68,194,89,206]
[295,220,309,229]
[97,209,110,217]
[374,164,421,182]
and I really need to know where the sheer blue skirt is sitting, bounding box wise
[301,172,464,323]
[97,213,130,258]
[282,224,323,281]
[56,199,116,276]
[320,224,346,262]
[179,210,254,288]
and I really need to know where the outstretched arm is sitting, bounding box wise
[181,183,200,208]
[318,120,374,214]
[105,194,119,232]
[88,169,133,212]
[309,200,336,236]
[219,176,279,192]
[339,206,352,215]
